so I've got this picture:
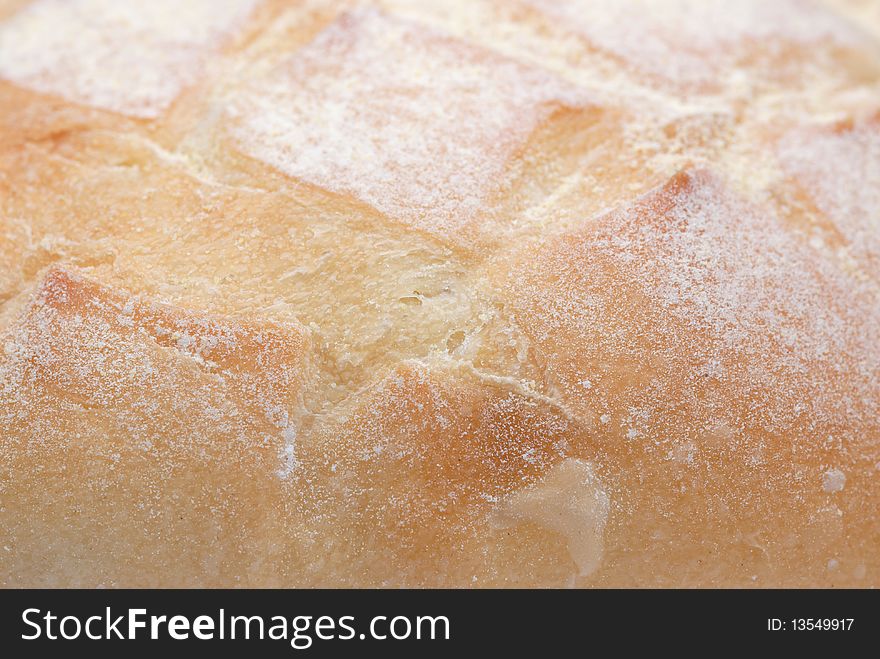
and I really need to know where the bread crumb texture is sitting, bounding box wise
[0,0,878,587]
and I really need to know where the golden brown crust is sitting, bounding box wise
[0,267,309,586]
[0,0,878,587]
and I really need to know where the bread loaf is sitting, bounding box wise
[0,0,878,587]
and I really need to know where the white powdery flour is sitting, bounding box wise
[229,8,593,239]
[0,0,257,117]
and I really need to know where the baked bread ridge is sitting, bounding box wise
[0,0,878,587]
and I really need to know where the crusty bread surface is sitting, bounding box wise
[0,0,878,587]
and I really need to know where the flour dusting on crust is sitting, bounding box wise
[229,8,594,240]
[0,0,258,117]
